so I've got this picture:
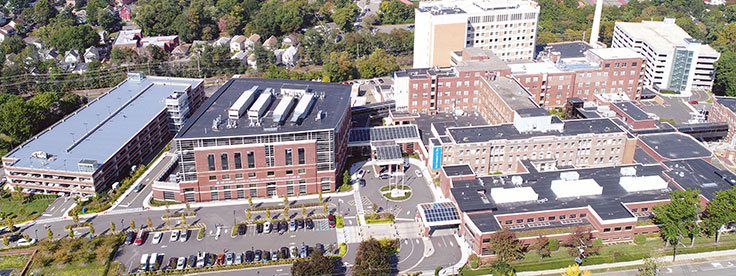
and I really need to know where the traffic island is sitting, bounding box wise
[379,185,412,201]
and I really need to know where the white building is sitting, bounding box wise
[612,18,720,96]
[412,0,539,68]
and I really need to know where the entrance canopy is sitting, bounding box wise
[418,202,461,228]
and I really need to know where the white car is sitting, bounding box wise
[179,230,188,242]
[176,257,186,269]
[170,230,180,242]
[263,221,271,234]
[357,169,366,179]
[16,238,36,246]
[415,170,422,177]
[152,232,163,244]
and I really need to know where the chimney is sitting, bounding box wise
[589,0,603,47]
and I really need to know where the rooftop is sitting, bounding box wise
[448,118,624,144]
[615,20,720,56]
[588,48,643,60]
[417,0,538,16]
[177,78,351,139]
[639,133,712,160]
[536,41,593,59]
[715,97,736,114]
[613,101,651,121]
[414,112,488,145]
[485,76,538,110]
[663,159,736,201]
[5,75,202,173]
[113,29,141,45]
[443,164,475,177]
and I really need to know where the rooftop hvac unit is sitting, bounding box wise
[290,93,316,124]
[248,88,274,119]
[559,171,579,181]
[228,86,259,120]
[511,175,523,186]
[620,167,636,176]
[272,96,296,124]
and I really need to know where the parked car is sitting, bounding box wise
[125,231,136,245]
[380,174,390,180]
[300,244,308,258]
[139,254,149,272]
[272,250,279,261]
[256,223,264,233]
[148,253,159,271]
[290,246,298,258]
[328,214,336,228]
[296,218,304,229]
[289,220,296,231]
[176,257,186,269]
[170,230,180,242]
[187,255,196,268]
[206,253,214,266]
[278,221,287,233]
[262,250,271,261]
[168,257,177,270]
[245,250,254,262]
[17,238,36,246]
[689,100,699,104]
[179,229,188,242]
[237,224,247,235]
[216,254,225,265]
[281,247,290,259]
[305,218,314,229]
[134,231,146,246]
[234,252,243,264]
[415,170,422,177]
[196,252,206,267]
[254,250,262,262]
[264,221,272,233]
[152,232,163,244]
[356,169,366,179]
[359,179,366,187]
[225,252,234,265]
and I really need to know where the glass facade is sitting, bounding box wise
[668,47,694,92]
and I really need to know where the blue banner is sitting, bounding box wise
[432,147,442,170]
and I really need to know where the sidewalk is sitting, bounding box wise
[517,248,736,276]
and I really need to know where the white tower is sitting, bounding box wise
[589,0,603,47]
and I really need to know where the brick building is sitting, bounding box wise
[152,79,352,202]
[709,96,736,146]
[2,73,204,196]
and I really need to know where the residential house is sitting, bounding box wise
[0,25,16,42]
[230,51,247,65]
[281,46,298,67]
[23,36,43,50]
[64,49,81,64]
[172,44,190,58]
[65,0,76,7]
[274,48,285,65]
[247,53,257,69]
[282,33,298,47]
[215,37,231,47]
[263,35,277,50]
[119,5,132,21]
[140,35,179,52]
[42,48,59,61]
[112,29,142,49]
[0,12,7,25]
[244,33,260,51]
[97,30,108,44]
[8,19,26,33]
[73,9,87,24]
[84,46,100,63]
[229,35,246,53]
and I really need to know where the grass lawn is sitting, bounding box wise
[383,191,412,201]
[0,253,31,275]
[365,218,394,224]
[28,234,122,276]
[0,197,55,223]
[465,233,736,275]
[336,216,344,228]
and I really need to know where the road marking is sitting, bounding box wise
[415,239,419,244]
[711,263,723,268]
[404,240,408,245]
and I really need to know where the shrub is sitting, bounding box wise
[197,227,205,240]
[489,260,514,275]
[634,234,646,245]
[435,266,442,276]
[548,238,560,251]
[469,254,480,269]
[592,238,603,248]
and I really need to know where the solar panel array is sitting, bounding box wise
[349,125,419,142]
[375,145,402,161]
[421,202,460,223]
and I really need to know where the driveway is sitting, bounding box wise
[359,163,435,220]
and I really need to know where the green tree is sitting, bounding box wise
[322,51,356,82]
[353,238,392,276]
[0,36,26,56]
[284,207,290,219]
[146,45,169,62]
[32,0,56,25]
[714,52,736,97]
[702,187,736,244]
[97,11,120,33]
[47,228,53,240]
[653,189,700,261]
[318,189,323,202]
[302,204,307,216]
[291,248,334,276]
[638,255,663,276]
[266,208,271,219]
[89,225,95,236]
[71,212,80,225]
[357,49,399,79]
[323,203,328,214]
[332,5,359,32]
[488,228,524,262]
[343,170,351,187]
[130,219,136,230]
[248,197,253,207]
[133,0,180,36]
[68,230,74,238]
[43,24,99,52]
[2,236,8,246]
[246,209,252,220]
[378,0,415,25]
[110,222,116,233]
[7,0,28,14]
[147,217,153,229]
[181,213,187,225]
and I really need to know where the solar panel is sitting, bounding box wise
[421,202,460,223]
[348,125,419,143]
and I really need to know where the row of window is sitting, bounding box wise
[207,148,306,171]
[503,213,587,225]
[602,225,633,232]
[207,168,308,181]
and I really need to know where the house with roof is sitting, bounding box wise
[215,36,231,47]
[172,44,190,58]
[42,48,59,61]
[119,5,132,21]
[0,24,16,42]
[64,49,81,64]
[112,29,142,49]
[97,30,108,44]
[23,36,43,51]
[140,35,179,52]
[84,46,100,63]
[247,53,257,69]
[229,35,246,52]
[0,12,7,25]
[263,35,278,50]
[281,46,298,67]
[230,51,247,65]
[282,33,298,47]
[244,33,260,51]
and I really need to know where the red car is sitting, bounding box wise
[216,254,225,265]
[688,100,698,104]
[328,214,336,228]
[134,231,146,246]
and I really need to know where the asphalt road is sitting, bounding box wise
[595,259,736,276]
[117,153,177,209]
[359,163,435,220]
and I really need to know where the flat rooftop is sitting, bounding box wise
[715,97,736,114]
[177,78,351,139]
[5,75,202,172]
[486,76,538,110]
[588,48,643,60]
[448,118,624,144]
[537,41,593,59]
[663,159,736,201]
[414,112,488,145]
[615,21,719,56]
[417,0,537,15]
[443,164,475,177]
[639,133,712,160]
[613,101,651,121]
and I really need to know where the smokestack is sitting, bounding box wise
[590,0,603,47]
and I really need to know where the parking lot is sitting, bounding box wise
[114,219,337,274]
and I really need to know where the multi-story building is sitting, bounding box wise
[709,96,736,146]
[612,18,720,95]
[2,73,204,195]
[445,157,736,255]
[152,78,352,202]
[511,43,646,109]
[428,111,637,176]
[413,0,539,67]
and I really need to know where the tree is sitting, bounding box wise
[638,255,662,276]
[71,213,80,225]
[561,264,590,276]
[534,235,551,260]
[323,203,329,214]
[130,219,136,230]
[97,11,120,33]
[548,238,560,252]
[565,226,593,249]
[266,208,271,219]
[488,228,524,262]
[653,189,700,261]
[89,225,95,236]
[32,0,56,26]
[353,238,392,276]
[284,195,290,206]
[378,0,415,25]
[68,230,74,238]
[42,24,99,52]
[47,228,54,240]
[357,49,399,79]
[284,207,290,219]
[302,204,307,216]
[147,217,153,229]
[248,197,253,207]
[7,0,28,14]
[318,189,323,202]
[246,209,252,220]
[702,187,736,244]
[714,52,736,97]
[712,23,736,53]
[332,5,359,32]
[146,45,169,62]
[166,218,171,229]
[322,51,356,83]
[133,0,180,36]
[343,170,351,187]
[2,236,8,246]
[110,222,116,233]
[291,248,334,276]
[181,213,187,225]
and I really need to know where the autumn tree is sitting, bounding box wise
[534,235,551,260]
[353,238,392,276]
[488,228,524,263]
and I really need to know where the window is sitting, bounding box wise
[631,208,638,212]
[250,188,257,197]
[265,145,275,167]
[287,185,294,195]
[538,217,544,221]
[298,148,305,164]
[527,218,534,223]
[237,189,244,198]
[580,213,586,218]
[505,220,512,225]
[516,219,523,223]
[548,216,555,221]
[248,172,256,178]
[603,228,611,232]
[298,168,306,174]
[222,174,230,180]
[300,184,307,194]
[235,173,243,179]
[284,149,293,165]
[641,207,648,212]
[286,170,294,175]
[207,154,216,171]
[163,191,175,200]
[267,171,275,177]
[209,175,217,181]
[614,227,622,232]
[224,191,232,200]
[624,226,633,231]
[221,153,229,170]
[559,215,566,220]
[211,192,219,200]
[234,152,242,169]
[569,214,577,219]
[247,152,255,168]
